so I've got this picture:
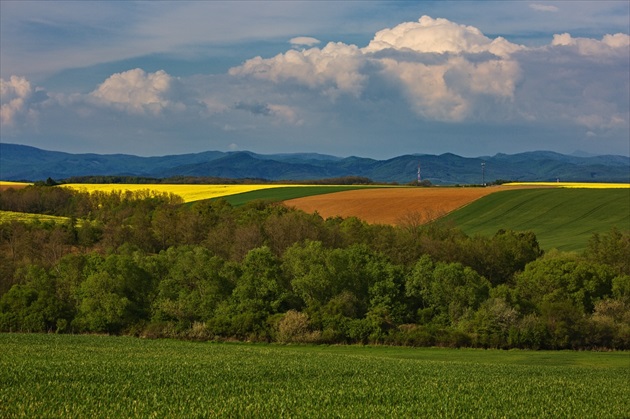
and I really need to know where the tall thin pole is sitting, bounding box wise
[481,162,486,186]
[417,162,421,184]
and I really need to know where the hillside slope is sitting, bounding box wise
[440,188,630,251]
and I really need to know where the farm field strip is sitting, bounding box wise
[0,181,31,185]
[220,185,392,206]
[0,210,69,224]
[441,188,630,251]
[506,182,630,188]
[284,186,504,225]
[1,334,628,418]
[283,185,629,251]
[59,183,305,203]
[57,183,396,203]
[0,181,31,191]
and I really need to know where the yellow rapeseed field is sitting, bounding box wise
[505,182,630,189]
[60,184,300,203]
[0,181,31,188]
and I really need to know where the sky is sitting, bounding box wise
[1,1,629,159]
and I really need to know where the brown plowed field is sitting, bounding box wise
[284,186,507,225]
[0,184,29,191]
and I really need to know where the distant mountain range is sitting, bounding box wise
[1,143,629,184]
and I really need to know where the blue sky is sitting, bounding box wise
[1,1,629,158]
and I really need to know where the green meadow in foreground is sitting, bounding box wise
[442,188,630,251]
[1,334,628,418]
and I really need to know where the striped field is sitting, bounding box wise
[441,187,630,251]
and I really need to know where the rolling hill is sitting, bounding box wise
[1,143,628,184]
[440,188,630,251]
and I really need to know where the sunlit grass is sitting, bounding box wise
[0,210,68,224]
[442,188,630,251]
[505,182,630,188]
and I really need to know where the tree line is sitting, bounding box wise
[0,185,628,349]
[46,175,377,185]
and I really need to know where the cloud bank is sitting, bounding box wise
[229,15,628,129]
[1,14,628,157]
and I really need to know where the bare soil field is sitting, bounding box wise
[0,182,29,192]
[283,186,505,225]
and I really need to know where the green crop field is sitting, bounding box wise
[0,210,69,225]
[1,334,628,418]
[441,188,630,252]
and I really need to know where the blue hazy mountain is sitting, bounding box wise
[1,143,628,184]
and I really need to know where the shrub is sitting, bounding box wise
[276,310,321,343]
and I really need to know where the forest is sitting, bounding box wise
[0,185,628,349]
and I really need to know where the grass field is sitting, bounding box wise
[441,188,630,251]
[0,210,69,224]
[1,334,628,418]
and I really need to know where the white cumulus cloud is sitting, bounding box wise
[230,15,524,118]
[290,37,321,47]
[529,4,559,12]
[363,16,523,121]
[0,75,33,126]
[229,14,628,131]
[551,32,630,56]
[230,42,366,98]
[363,16,523,57]
[90,68,180,114]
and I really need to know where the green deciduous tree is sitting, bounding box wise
[151,246,232,328]
[0,266,71,332]
[73,252,153,333]
[406,255,490,325]
[585,228,630,275]
[220,246,293,339]
[462,230,543,286]
[514,252,616,314]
